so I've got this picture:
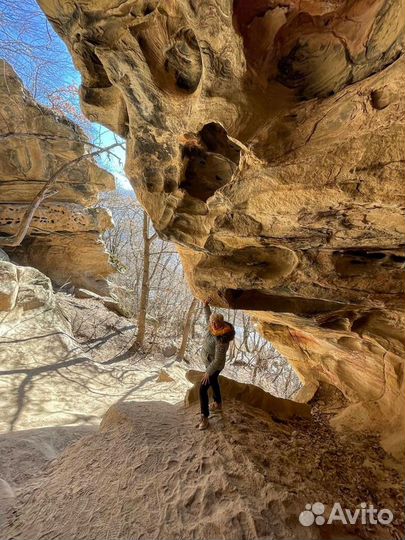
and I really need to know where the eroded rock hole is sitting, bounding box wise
[164,28,202,93]
[133,22,202,94]
[82,49,112,89]
[390,254,405,265]
[370,88,393,110]
[351,314,371,334]
[180,123,241,202]
[143,2,157,15]
[318,316,351,331]
[346,250,386,260]
[200,123,241,163]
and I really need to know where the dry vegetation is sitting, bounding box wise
[99,190,301,398]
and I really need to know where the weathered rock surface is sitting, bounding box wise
[37,0,405,455]
[0,61,115,294]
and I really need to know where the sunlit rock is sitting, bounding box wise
[37,0,405,456]
[0,61,115,294]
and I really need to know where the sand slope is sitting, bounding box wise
[2,399,403,540]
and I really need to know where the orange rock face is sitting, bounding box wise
[37,0,405,456]
[0,61,115,294]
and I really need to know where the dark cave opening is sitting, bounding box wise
[180,122,241,202]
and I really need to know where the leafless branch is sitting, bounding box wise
[0,141,122,247]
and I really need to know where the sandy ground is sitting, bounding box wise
[0,293,194,433]
[0,292,192,529]
[1,398,403,540]
[0,290,287,436]
[0,292,267,521]
[1,293,403,540]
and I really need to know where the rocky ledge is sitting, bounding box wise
[0,61,114,294]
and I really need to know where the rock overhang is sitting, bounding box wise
[37,0,405,456]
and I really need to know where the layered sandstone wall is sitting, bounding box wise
[37,0,405,456]
[0,61,115,294]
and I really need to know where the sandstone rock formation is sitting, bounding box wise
[186,369,310,421]
[0,61,114,294]
[37,0,405,456]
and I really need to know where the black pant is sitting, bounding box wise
[199,370,222,418]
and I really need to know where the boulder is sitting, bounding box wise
[0,261,91,430]
[162,345,177,358]
[186,370,310,421]
[102,298,130,317]
[75,288,104,300]
[156,369,175,383]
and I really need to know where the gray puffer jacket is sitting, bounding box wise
[201,305,235,375]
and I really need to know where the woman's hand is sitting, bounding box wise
[201,372,210,385]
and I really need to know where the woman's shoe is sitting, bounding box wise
[209,402,222,413]
[198,416,209,430]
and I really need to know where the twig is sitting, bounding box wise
[0,131,124,162]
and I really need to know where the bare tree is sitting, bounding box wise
[0,0,81,104]
[176,298,198,361]
[129,211,156,349]
[100,192,195,340]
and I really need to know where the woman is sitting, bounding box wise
[198,299,235,430]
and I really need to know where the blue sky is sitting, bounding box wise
[0,0,131,191]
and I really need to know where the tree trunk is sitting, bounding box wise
[131,211,155,350]
[177,298,198,361]
[190,304,201,339]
